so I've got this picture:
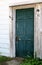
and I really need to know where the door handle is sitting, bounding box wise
[16,36,21,41]
[19,38,21,40]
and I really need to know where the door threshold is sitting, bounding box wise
[14,57,24,62]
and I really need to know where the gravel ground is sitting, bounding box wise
[7,60,21,65]
[0,57,23,65]
[0,60,20,65]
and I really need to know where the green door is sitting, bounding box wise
[16,8,34,57]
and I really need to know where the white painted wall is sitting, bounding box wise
[9,0,42,3]
[9,0,42,6]
[0,0,10,56]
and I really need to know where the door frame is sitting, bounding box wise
[9,4,41,58]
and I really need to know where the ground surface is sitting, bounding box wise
[7,60,20,65]
[0,57,23,65]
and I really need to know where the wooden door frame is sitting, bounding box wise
[9,3,41,58]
